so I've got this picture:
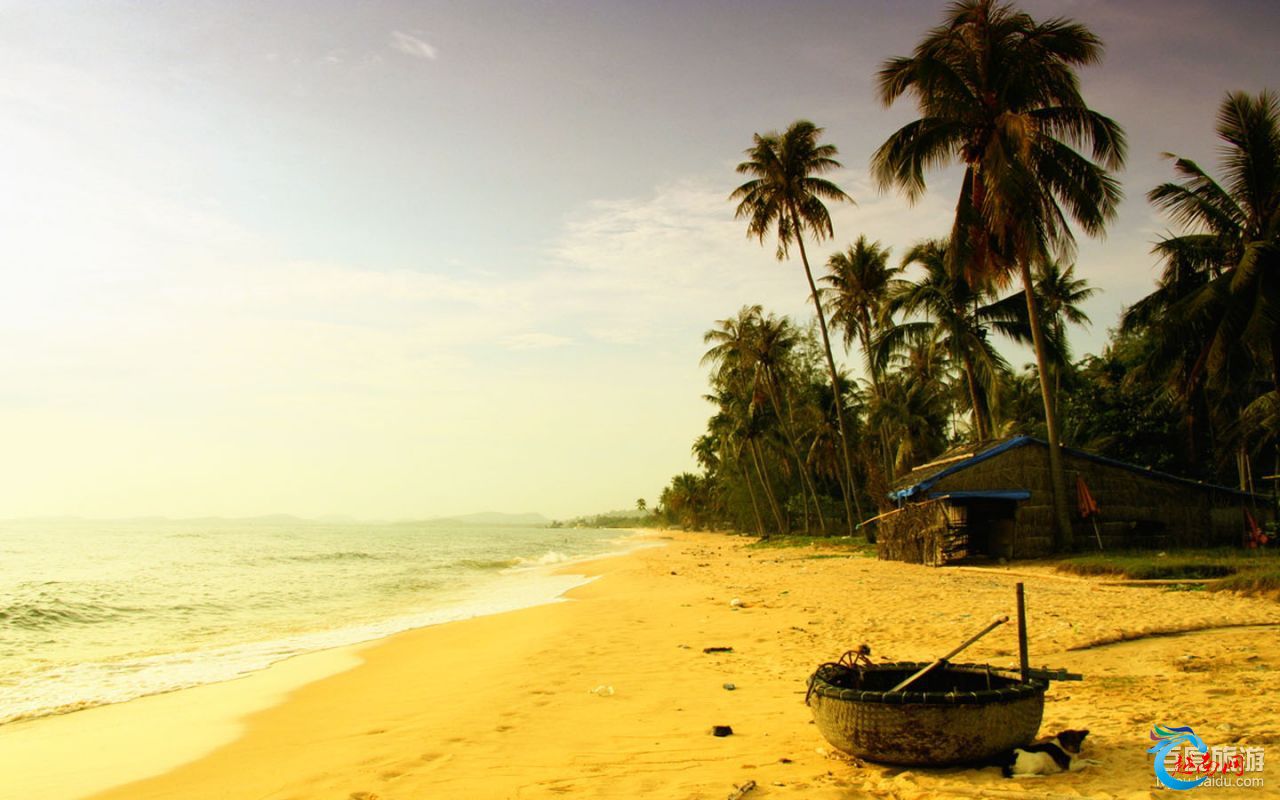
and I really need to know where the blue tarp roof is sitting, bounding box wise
[890,435,1258,502]
[927,490,1032,501]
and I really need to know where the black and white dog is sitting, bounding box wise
[997,730,1100,777]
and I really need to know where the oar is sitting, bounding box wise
[890,615,1009,693]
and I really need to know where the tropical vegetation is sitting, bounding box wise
[653,0,1277,544]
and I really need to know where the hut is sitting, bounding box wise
[876,436,1272,565]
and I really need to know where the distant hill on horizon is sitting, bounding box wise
[0,512,554,527]
[431,511,551,526]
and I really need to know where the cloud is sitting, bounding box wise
[540,171,957,350]
[390,31,437,61]
[502,332,573,351]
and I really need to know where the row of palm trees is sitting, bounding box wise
[657,242,1092,536]
[657,0,1278,539]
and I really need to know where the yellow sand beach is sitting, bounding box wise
[5,531,1278,799]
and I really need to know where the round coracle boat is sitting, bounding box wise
[806,661,1046,766]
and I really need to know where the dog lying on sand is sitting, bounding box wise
[995,729,1101,777]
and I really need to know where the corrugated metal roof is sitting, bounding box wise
[890,436,1034,501]
[927,490,1032,501]
[890,436,1261,502]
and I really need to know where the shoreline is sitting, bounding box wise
[0,532,654,800]
[0,521,648,731]
[7,531,1279,799]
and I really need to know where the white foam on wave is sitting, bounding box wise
[0,555,604,727]
[509,550,571,568]
[505,533,663,573]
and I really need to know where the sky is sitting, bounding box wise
[1,0,1277,520]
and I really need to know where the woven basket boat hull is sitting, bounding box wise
[806,661,1045,766]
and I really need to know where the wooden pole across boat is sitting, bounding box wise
[890,615,1009,693]
[1016,582,1030,683]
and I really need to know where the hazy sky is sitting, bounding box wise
[1,1,1277,520]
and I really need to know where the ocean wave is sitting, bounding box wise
[0,698,106,726]
[273,551,384,564]
[457,558,521,571]
[0,521,637,728]
[0,568,598,727]
[0,599,143,630]
[510,551,572,568]
[377,576,442,594]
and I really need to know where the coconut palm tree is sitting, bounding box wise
[987,258,1097,402]
[880,238,1010,441]
[802,369,867,524]
[1120,240,1220,467]
[731,120,860,534]
[702,306,826,532]
[822,236,906,486]
[750,312,829,533]
[1130,90,1280,486]
[705,382,789,536]
[1145,90,1280,398]
[823,236,905,390]
[871,0,1126,549]
[871,344,951,475]
[703,407,770,538]
[660,473,712,530]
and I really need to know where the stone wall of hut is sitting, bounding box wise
[928,442,1261,553]
[927,444,1057,556]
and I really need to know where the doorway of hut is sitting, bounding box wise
[941,494,1022,562]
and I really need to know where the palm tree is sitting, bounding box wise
[881,238,1010,441]
[705,386,789,536]
[705,406,770,538]
[660,473,710,530]
[1146,91,1280,397]
[1132,90,1280,487]
[987,258,1097,403]
[1120,241,1220,467]
[702,306,826,532]
[872,0,1126,549]
[731,120,860,534]
[750,312,829,533]
[871,345,951,474]
[802,369,867,524]
[822,236,906,488]
[823,236,904,390]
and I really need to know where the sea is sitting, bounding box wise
[0,517,640,727]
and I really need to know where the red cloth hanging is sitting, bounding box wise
[1075,475,1100,519]
[1244,509,1267,548]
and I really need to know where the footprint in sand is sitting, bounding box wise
[417,752,455,771]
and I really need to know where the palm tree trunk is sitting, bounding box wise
[738,459,768,539]
[859,322,897,490]
[1020,258,1074,550]
[764,374,828,534]
[1236,446,1251,493]
[1273,327,1280,398]
[959,350,990,440]
[790,203,862,535]
[749,439,788,535]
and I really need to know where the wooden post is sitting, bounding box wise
[1016,582,1029,684]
